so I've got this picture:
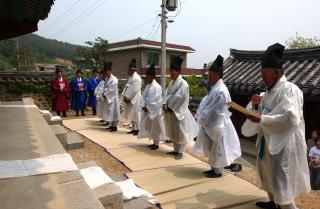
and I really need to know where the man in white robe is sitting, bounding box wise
[102,62,120,132]
[138,64,167,150]
[94,70,107,122]
[193,55,242,178]
[163,56,199,160]
[246,43,310,209]
[122,58,142,136]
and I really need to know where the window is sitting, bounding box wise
[146,52,159,66]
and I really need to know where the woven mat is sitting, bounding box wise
[63,118,102,131]
[127,164,267,208]
[107,146,203,172]
[77,128,152,149]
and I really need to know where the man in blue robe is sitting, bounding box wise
[87,67,100,115]
[70,69,87,116]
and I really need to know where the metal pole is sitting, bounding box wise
[160,0,167,95]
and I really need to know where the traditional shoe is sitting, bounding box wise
[165,140,172,143]
[224,163,237,169]
[150,145,159,150]
[206,171,222,178]
[147,144,154,147]
[102,121,110,126]
[110,127,117,132]
[106,126,113,130]
[127,130,135,134]
[175,153,183,160]
[133,130,139,136]
[202,169,214,174]
[256,201,278,209]
[231,164,242,172]
[166,151,178,155]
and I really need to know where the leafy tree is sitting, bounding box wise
[77,37,109,68]
[286,32,320,49]
[183,75,201,98]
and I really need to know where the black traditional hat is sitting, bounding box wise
[261,43,285,69]
[209,55,224,78]
[55,67,62,74]
[170,56,183,71]
[128,58,137,69]
[92,67,98,73]
[75,68,82,74]
[146,63,156,77]
[103,61,113,72]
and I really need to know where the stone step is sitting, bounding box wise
[50,125,67,146]
[78,162,124,209]
[67,132,84,150]
[50,116,62,125]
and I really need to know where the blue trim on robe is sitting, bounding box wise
[70,77,87,110]
[87,76,100,109]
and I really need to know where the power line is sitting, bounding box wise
[40,0,82,34]
[109,16,158,41]
[145,15,161,39]
[152,21,161,40]
[49,0,109,38]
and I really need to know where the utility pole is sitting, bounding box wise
[160,0,167,95]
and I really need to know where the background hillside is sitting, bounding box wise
[0,33,83,70]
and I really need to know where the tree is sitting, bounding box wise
[76,37,109,68]
[286,32,320,49]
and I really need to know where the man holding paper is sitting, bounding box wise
[193,55,241,178]
[245,43,310,209]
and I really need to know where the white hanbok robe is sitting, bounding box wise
[94,80,106,119]
[122,71,142,123]
[102,74,120,122]
[192,79,241,168]
[163,75,198,145]
[242,76,310,205]
[138,79,167,142]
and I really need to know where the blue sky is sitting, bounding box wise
[36,0,320,68]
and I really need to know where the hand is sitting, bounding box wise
[163,104,169,113]
[246,114,261,123]
[142,107,148,112]
[251,94,261,106]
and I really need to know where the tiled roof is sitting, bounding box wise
[109,38,195,53]
[139,67,204,76]
[219,47,320,98]
[0,0,55,40]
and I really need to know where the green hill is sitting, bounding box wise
[0,33,83,70]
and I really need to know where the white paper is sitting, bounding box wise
[115,179,157,204]
[0,153,78,179]
[80,167,114,189]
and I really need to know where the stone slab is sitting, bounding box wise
[123,196,153,209]
[50,116,63,125]
[50,124,68,145]
[67,132,84,150]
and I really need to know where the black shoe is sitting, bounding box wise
[231,164,242,172]
[193,137,197,141]
[110,127,117,132]
[206,171,222,178]
[224,163,237,169]
[81,110,86,116]
[102,121,110,126]
[147,144,154,148]
[256,201,278,209]
[106,126,113,130]
[93,109,96,115]
[133,130,139,136]
[150,145,159,150]
[166,151,178,155]
[202,169,214,174]
[127,130,135,134]
[57,111,61,116]
[62,111,67,117]
[165,140,172,143]
[175,153,183,160]
[76,110,79,116]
